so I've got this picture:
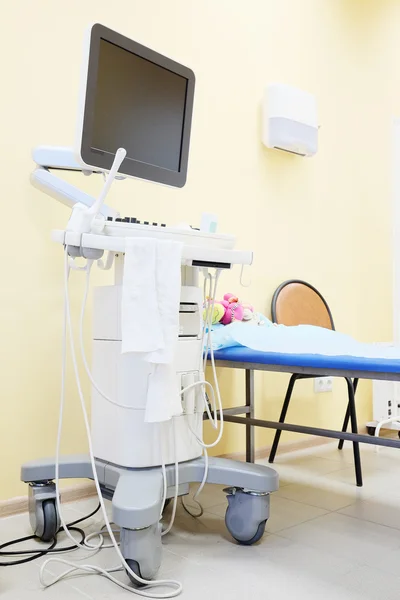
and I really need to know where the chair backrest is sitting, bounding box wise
[271,280,335,330]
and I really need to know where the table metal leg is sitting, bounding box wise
[245,369,255,463]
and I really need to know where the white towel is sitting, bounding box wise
[148,240,182,364]
[121,238,164,354]
[121,237,183,422]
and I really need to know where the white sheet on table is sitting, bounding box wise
[209,322,400,360]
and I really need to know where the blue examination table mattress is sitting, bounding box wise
[213,346,400,378]
[211,341,400,484]
[212,346,400,465]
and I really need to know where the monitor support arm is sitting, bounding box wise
[30,146,125,221]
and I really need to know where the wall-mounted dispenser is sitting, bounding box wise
[262,83,318,157]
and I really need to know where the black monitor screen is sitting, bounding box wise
[92,39,188,173]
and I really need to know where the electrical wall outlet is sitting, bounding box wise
[314,377,333,393]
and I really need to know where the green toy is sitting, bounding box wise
[203,302,225,325]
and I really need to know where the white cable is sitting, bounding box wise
[191,270,223,506]
[160,424,168,521]
[40,249,182,597]
[202,273,214,374]
[198,270,224,447]
[207,271,223,434]
[76,265,203,537]
[200,274,211,364]
[79,267,137,410]
[84,528,120,551]
[180,269,223,517]
[79,266,223,440]
[51,253,102,553]
[56,252,181,594]
[161,419,179,537]
[73,260,220,554]
[68,257,90,271]
[179,381,223,449]
[42,251,224,594]
[77,268,182,533]
[180,380,216,410]
[181,448,208,518]
[200,275,218,428]
[199,272,220,426]
[78,262,220,518]
[83,523,120,552]
[195,448,209,499]
[202,273,214,375]
[374,415,400,454]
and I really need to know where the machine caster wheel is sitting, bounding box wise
[38,499,59,542]
[224,488,270,546]
[125,559,146,587]
[367,426,376,436]
[121,524,162,583]
[29,483,60,542]
[235,519,267,546]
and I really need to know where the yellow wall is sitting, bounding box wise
[0,0,398,500]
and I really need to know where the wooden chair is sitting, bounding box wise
[268,280,362,487]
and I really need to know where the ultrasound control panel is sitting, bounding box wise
[106,216,200,230]
[100,217,236,251]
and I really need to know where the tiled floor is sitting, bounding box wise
[2,442,400,598]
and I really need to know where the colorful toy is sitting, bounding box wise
[202,301,225,325]
[220,293,244,325]
[203,293,261,327]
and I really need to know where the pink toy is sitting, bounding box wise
[220,293,244,324]
[223,293,238,303]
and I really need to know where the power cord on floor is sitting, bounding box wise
[180,496,204,518]
[0,503,101,566]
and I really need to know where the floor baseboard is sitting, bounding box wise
[219,435,334,462]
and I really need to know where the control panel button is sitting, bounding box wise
[104,217,167,228]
